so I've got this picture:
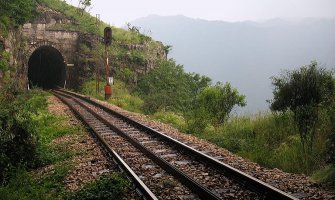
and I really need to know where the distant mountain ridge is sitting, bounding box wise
[132,15,335,113]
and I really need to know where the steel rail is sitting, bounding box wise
[52,91,158,200]
[56,88,298,200]
[54,89,221,200]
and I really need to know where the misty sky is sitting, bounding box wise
[67,0,335,27]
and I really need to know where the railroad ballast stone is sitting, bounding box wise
[90,97,335,200]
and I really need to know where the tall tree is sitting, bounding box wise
[270,61,335,171]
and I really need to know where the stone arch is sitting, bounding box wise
[26,40,68,64]
[27,44,67,89]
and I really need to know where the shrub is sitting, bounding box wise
[196,82,246,126]
[0,89,47,183]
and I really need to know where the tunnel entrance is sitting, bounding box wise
[28,46,66,89]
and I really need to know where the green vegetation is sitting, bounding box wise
[312,165,335,188]
[143,62,334,184]
[36,0,98,33]
[270,61,335,173]
[37,0,154,44]
[35,0,164,90]
[195,82,246,126]
[136,60,212,114]
[0,0,36,35]
[71,173,130,200]
[0,88,73,198]
[80,79,144,113]
[1,0,334,193]
[197,112,307,172]
[153,111,187,132]
[0,87,130,199]
[81,61,335,187]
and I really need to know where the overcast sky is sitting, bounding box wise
[68,0,335,27]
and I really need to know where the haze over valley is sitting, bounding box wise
[132,15,335,113]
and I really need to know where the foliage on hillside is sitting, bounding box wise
[0,0,37,89]
[103,61,334,186]
[36,0,156,44]
[136,60,212,114]
[1,0,334,190]
[270,62,335,173]
[81,78,144,113]
[0,87,129,198]
[35,0,166,90]
[0,0,36,35]
[151,62,334,186]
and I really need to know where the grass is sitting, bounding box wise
[71,173,130,200]
[122,106,330,177]
[37,0,155,44]
[152,111,187,132]
[79,78,328,175]
[80,79,144,113]
[0,89,75,199]
[195,111,332,174]
[0,89,129,199]
[312,165,335,188]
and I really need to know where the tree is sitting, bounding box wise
[326,98,335,165]
[270,61,335,171]
[136,60,211,114]
[163,45,173,60]
[78,0,92,15]
[197,82,246,126]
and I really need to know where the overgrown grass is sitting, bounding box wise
[152,111,187,132]
[195,111,332,175]
[71,173,130,200]
[0,89,75,198]
[0,168,56,200]
[80,79,144,113]
[0,89,129,199]
[137,108,331,177]
[312,165,335,188]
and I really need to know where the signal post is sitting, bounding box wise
[104,27,112,99]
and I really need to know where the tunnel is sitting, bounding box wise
[28,46,66,89]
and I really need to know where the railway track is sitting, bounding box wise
[52,89,298,200]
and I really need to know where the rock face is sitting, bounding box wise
[3,4,165,90]
[20,5,88,88]
[22,23,79,64]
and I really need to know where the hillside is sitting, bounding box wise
[132,15,335,113]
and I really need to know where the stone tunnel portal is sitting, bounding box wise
[28,46,66,89]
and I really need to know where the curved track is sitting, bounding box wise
[53,89,298,200]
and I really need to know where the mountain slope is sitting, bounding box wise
[132,15,335,113]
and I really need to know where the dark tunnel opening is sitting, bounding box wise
[28,46,66,89]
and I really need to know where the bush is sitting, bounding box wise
[0,89,47,183]
[196,82,246,126]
